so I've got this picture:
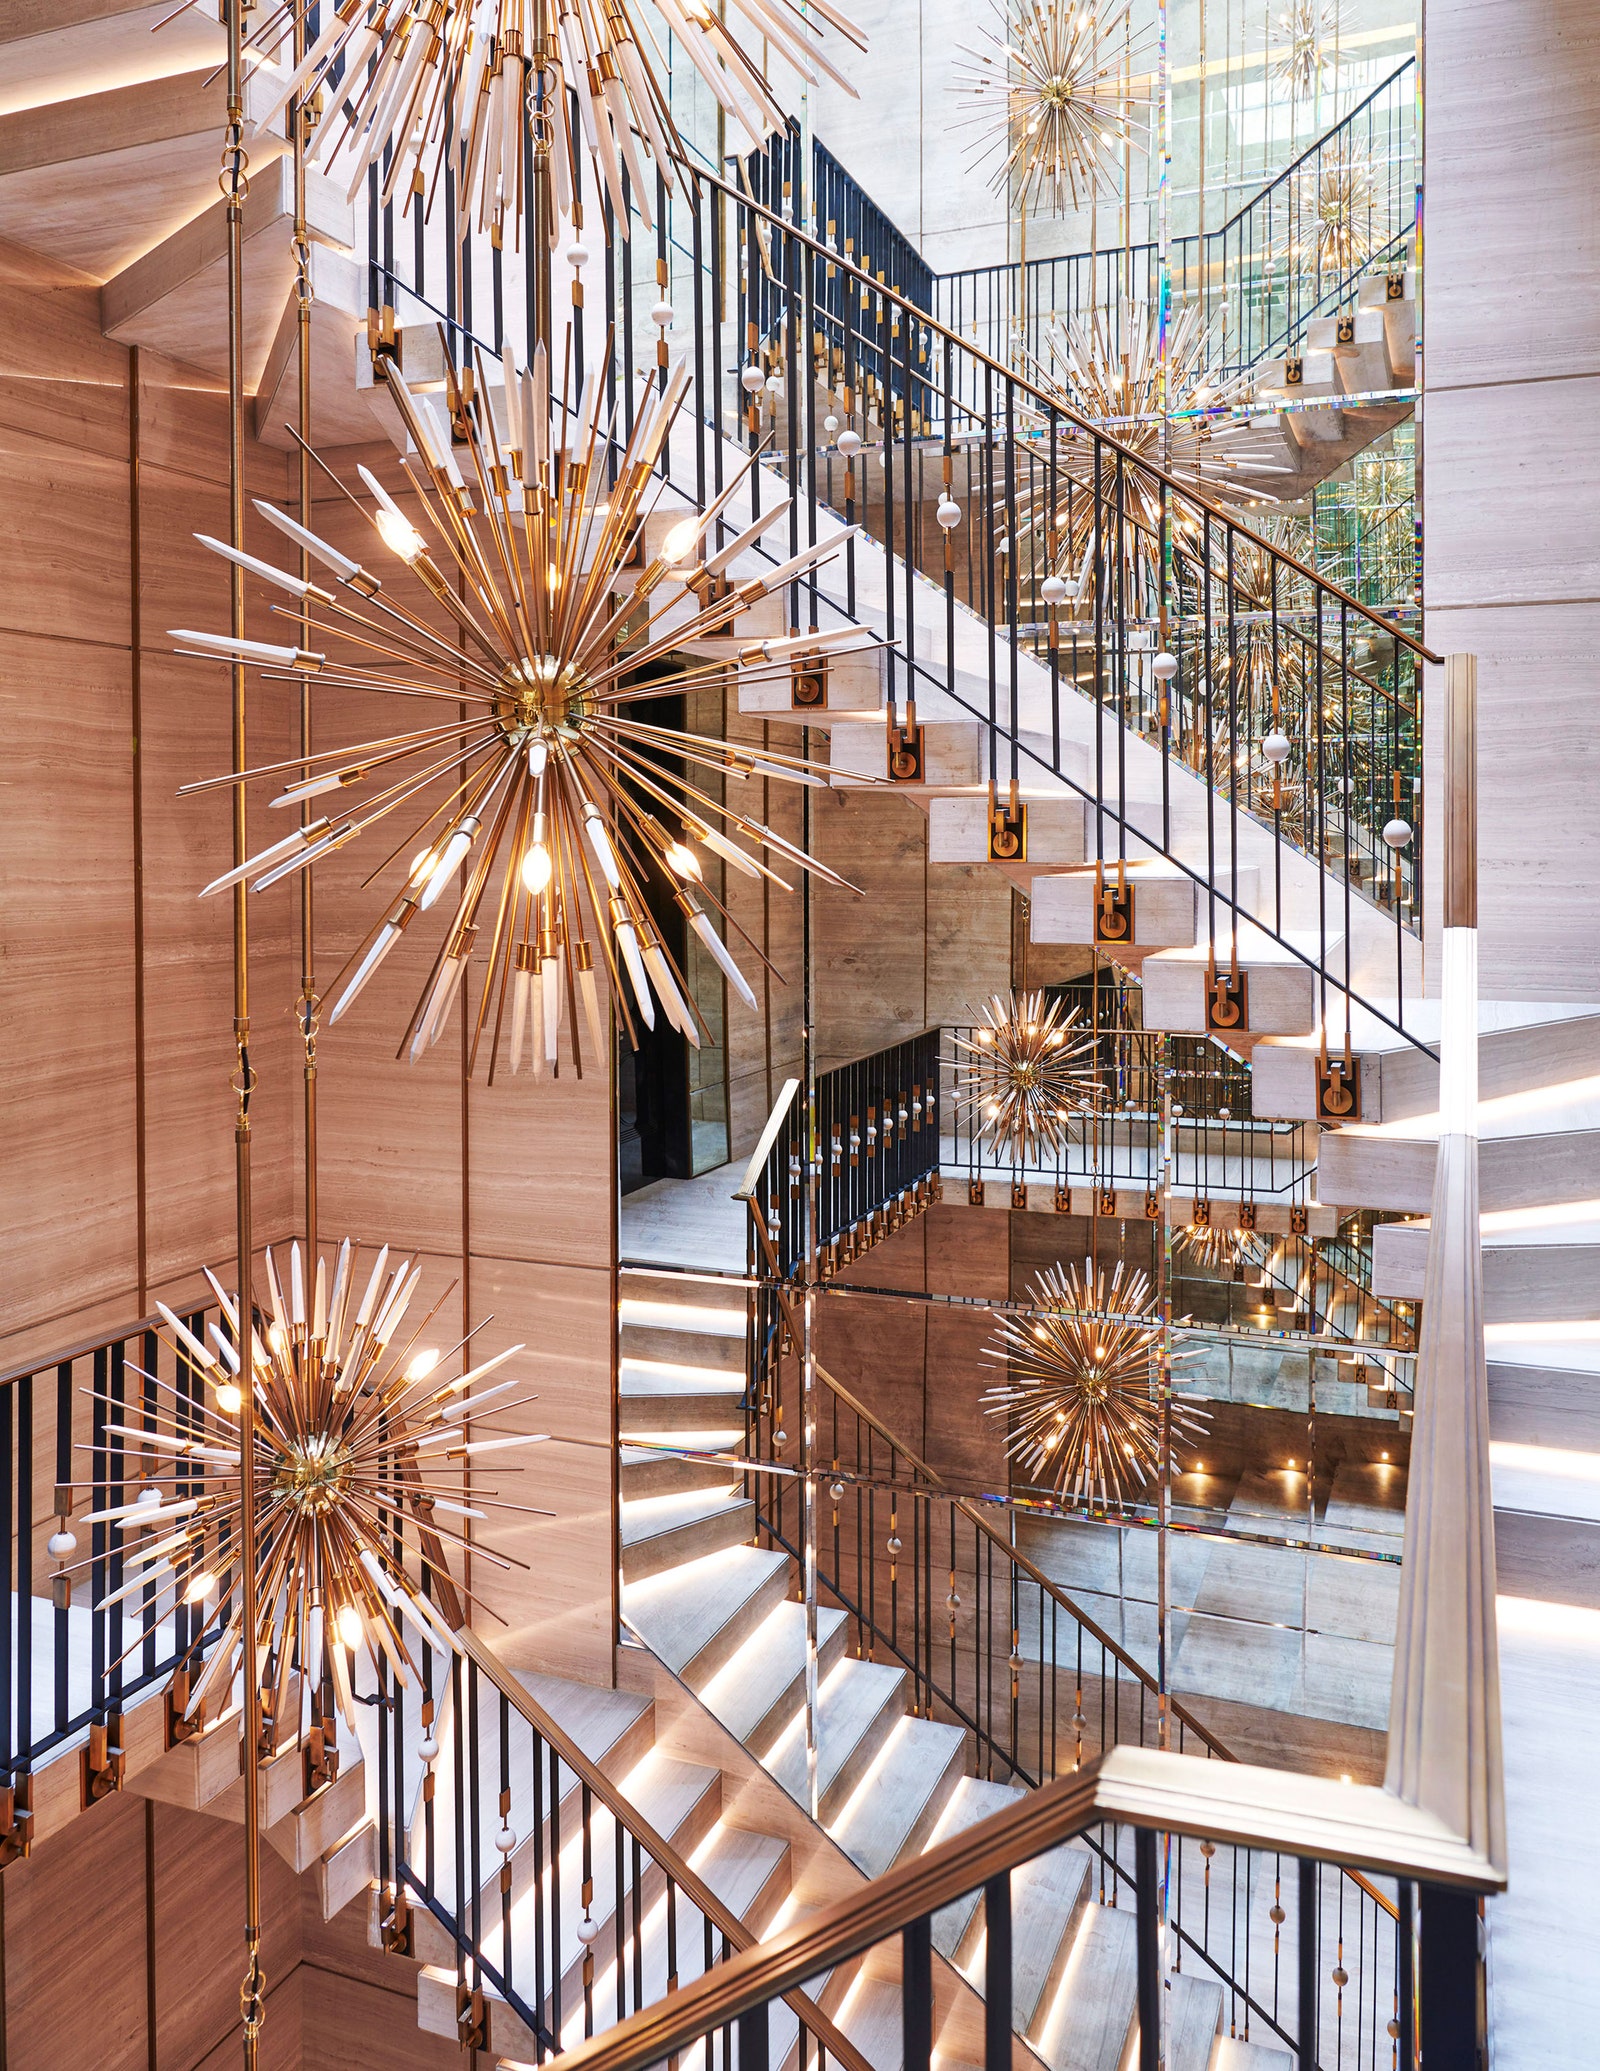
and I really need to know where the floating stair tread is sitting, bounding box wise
[619,1266,749,1314]
[1142,924,1340,968]
[1161,1972,1224,2071]
[1039,1903,1138,2071]
[620,1356,746,1396]
[513,1671,655,1771]
[830,1716,968,1879]
[1212,2041,1295,2071]
[619,1297,745,1338]
[698,1599,850,1754]
[766,1659,908,1822]
[618,1486,747,1547]
[623,1544,792,1684]
[615,1748,724,1859]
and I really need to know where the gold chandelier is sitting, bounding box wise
[74,1242,536,1734]
[1173,1220,1267,1273]
[1020,299,1269,624]
[953,0,1148,217]
[250,0,865,243]
[174,337,871,1074]
[1297,143,1377,274]
[983,1258,1205,1505]
[954,989,1102,1167]
[1272,0,1340,103]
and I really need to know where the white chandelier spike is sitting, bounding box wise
[176,327,873,1077]
[237,0,866,245]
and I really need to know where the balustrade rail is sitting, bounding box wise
[373,1626,869,2070]
[0,1309,228,1824]
[934,58,1417,384]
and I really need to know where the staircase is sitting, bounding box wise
[612,1266,1305,2071]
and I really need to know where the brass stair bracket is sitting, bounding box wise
[791,651,828,710]
[1206,962,1249,1033]
[164,1667,205,1749]
[1094,862,1135,945]
[81,1714,125,1808]
[988,784,1026,862]
[1318,1048,1362,1121]
[887,706,924,781]
[0,1778,33,1866]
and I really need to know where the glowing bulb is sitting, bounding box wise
[409,846,436,885]
[375,505,424,562]
[664,841,702,881]
[521,843,553,893]
[268,1322,286,1353]
[184,1569,217,1605]
[661,517,700,565]
[406,1347,440,1382]
[215,1381,243,1416]
[336,1603,364,1650]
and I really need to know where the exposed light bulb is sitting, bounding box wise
[521,842,553,893]
[664,841,702,881]
[375,505,425,562]
[336,1602,364,1650]
[215,1381,243,1415]
[406,1347,440,1382]
[661,517,700,565]
[184,1569,218,1605]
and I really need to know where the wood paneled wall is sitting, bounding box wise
[1424,2,1600,996]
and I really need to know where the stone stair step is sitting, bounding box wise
[624,1544,793,1685]
[618,1356,745,1431]
[619,1267,749,1315]
[699,1598,852,1757]
[254,242,405,449]
[0,3,226,115]
[740,642,886,721]
[929,792,1087,868]
[1374,1217,1600,1319]
[1139,929,1335,1040]
[828,716,983,790]
[620,1487,753,1583]
[926,1776,1027,1960]
[317,1814,377,1923]
[102,156,352,388]
[619,1296,745,1373]
[0,63,285,284]
[1029,865,1213,955]
[620,1430,747,1499]
[830,1714,968,1879]
[263,1753,367,1875]
[1161,1972,1225,2071]
[766,1658,908,1824]
[1319,1113,1600,1217]
[1211,2039,1296,2071]
[1037,1902,1139,2071]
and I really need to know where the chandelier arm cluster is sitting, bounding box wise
[174,329,876,1076]
[244,0,865,245]
[954,988,1104,1168]
[983,1258,1207,1506]
[67,1242,548,1738]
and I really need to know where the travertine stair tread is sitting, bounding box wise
[830,1715,968,1878]
[623,1543,792,1683]
[620,1321,746,1372]
[619,1297,745,1338]
[928,1776,1027,1956]
[619,1487,753,1582]
[619,1356,745,1397]
[766,1658,907,1823]
[1160,1972,1225,2071]
[1211,2040,1295,2071]
[1038,1903,1138,2071]
[621,1430,747,1497]
[618,1268,748,1315]
[698,1599,851,1755]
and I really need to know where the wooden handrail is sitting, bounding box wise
[456,1628,876,2071]
[543,1743,1498,2071]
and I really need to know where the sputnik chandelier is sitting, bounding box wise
[1273,0,1341,103]
[1020,299,1269,623]
[953,0,1148,217]
[1173,1220,1267,1273]
[248,0,865,242]
[1298,142,1378,274]
[174,338,869,1074]
[955,989,1102,1167]
[984,1259,1206,1506]
[75,1242,538,1734]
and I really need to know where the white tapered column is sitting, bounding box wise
[1384,654,1506,1872]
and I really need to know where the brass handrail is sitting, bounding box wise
[456,1628,876,2071]
[691,163,1440,664]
